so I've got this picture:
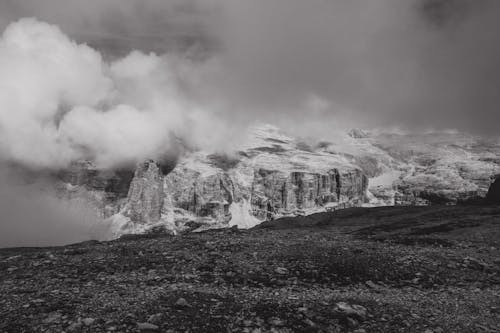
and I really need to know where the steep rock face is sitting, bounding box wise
[155,134,368,230]
[123,160,164,224]
[251,168,367,219]
[159,163,367,229]
[163,168,235,223]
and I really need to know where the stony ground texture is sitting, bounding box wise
[1,205,500,333]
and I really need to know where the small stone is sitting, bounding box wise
[43,312,62,324]
[137,322,159,331]
[365,280,381,290]
[268,317,285,326]
[82,318,95,326]
[67,321,82,332]
[274,267,288,275]
[346,317,358,328]
[175,297,191,308]
[147,313,163,324]
[334,302,367,320]
[303,318,316,327]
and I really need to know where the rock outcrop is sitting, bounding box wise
[251,168,367,219]
[163,168,235,224]
[123,160,164,224]
[158,161,368,230]
[152,125,369,231]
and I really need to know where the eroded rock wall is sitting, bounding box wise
[251,168,367,219]
[123,160,164,224]
[160,166,368,224]
[163,169,235,223]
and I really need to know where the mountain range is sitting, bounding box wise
[53,125,500,237]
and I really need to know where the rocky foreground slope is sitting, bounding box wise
[1,205,499,332]
[54,125,500,236]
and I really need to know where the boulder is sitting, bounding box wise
[334,302,368,321]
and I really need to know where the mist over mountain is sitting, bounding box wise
[1,0,500,152]
[2,3,500,332]
[0,1,499,248]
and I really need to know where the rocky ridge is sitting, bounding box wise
[113,125,369,234]
[54,126,500,235]
[322,130,500,206]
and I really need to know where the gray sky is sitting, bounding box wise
[0,0,499,136]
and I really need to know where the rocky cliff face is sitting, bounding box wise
[54,125,500,235]
[99,125,367,233]
[123,160,164,224]
[159,126,367,231]
[163,167,235,225]
[250,168,367,219]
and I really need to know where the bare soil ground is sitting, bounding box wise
[1,205,500,333]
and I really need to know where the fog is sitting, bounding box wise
[1,0,499,139]
[0,164,116,248]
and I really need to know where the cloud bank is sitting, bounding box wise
[0,164,112,247]
[0,1,499,171]
[0,18,229,169]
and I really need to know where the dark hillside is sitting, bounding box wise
[1,206,499,332]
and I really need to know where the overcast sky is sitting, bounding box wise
[0,0,499,139]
